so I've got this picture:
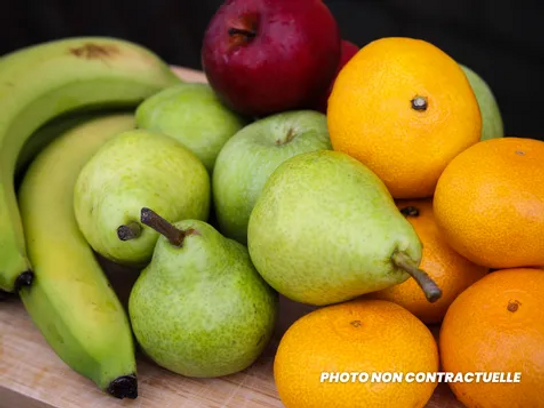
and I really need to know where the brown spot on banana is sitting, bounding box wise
[69,43,119,60]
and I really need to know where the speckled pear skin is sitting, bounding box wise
[135,83,249,173]
[74,130,210,266]
[128,219,278,378]
[247,150,422,306]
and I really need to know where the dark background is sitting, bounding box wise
[2,0,542,139]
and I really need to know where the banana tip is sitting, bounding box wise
[108,374,138,399]
[15,270,34,291]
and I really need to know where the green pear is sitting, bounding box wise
[74,129,210,265]
[129,208,278,378]
[213,110,331,244]
[461,64,504,141]
[247,150,441,306]
[135,83,249,173]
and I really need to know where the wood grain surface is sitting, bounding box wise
[0,67,465,408]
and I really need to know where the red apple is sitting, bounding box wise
[201,0,341,117]
[315,39,359,113]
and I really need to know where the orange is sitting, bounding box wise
[439,268,544,408]
[327,37,481,199]
[367,199,487,324]
[434,137,544,268]
[274,299,439,408]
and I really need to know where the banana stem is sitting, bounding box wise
[117,222,142,241]
[391,252,442,303]
[140,208,190,247]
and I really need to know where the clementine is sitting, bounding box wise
[274,299,439,408]
[440,268,544,408]
[327,37,481,198]
[434,137,544,268]
[368,199,487,324]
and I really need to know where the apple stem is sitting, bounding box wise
[117,222,142,241]
[391,251,442,303]
[228,27,256,40]
[140,208,190,247]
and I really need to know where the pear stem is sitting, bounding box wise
[117,222,142,241]
[391,251,442,303]
[140,208,187,247]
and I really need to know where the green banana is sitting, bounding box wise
[18,113,138,398]
[15,109,134,181]
[0,37,181,292]
[15,112,97,178]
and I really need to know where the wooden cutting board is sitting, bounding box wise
[0,67,465,408]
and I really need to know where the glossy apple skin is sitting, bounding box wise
[201,0,341,117]
[315,39,359,113]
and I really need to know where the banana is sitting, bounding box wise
[0,37,181,292]
[18,113,138,398]
[15,109,133,180]
[15,112,97,178]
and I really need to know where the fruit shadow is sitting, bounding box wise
[96,253,141,310]
[0,289,17,303]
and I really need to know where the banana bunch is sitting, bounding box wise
[0,37,182,398]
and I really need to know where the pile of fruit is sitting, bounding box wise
[1,1,542,407]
